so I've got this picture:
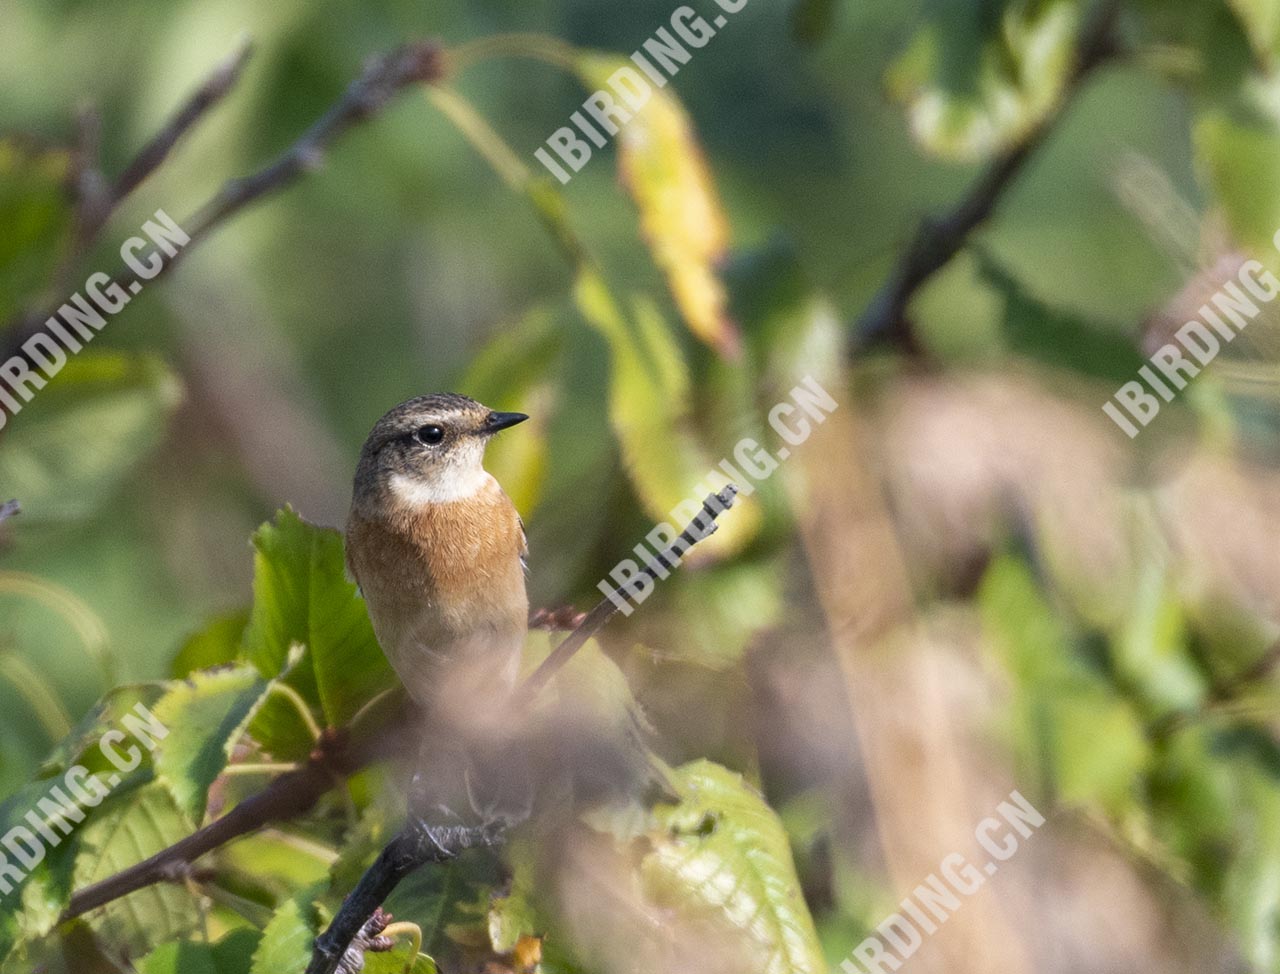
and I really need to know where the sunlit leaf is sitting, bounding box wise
[138,930,262,974]
[1226,0,1280,60]
[1195,106,1280,257]
[152,665,274,822]
[363,944,439,974]
[639,760,826,974]
[71,784,201,961]
[462,308,563,516]
[170,611,249,679]
[886,0,1080,160]
[978,251,1148,385]
[577,54,739,358]
[249,889,321,974]
[243,509,395,758]
[980,555,1151,813]
[488,854,539,955]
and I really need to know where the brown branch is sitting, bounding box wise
[172,39,442,272]
[59,724,391,922]
[50,41,253,298]
[60,489,738,931]
[853,0,1123,355]
[307,486,740,974]
[306,822,506,974]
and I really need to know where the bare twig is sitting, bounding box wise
[60,489,737,930]
[173,40,442,270]
[306,486,739,974]
[2,38,444,365]
[51,42,252,296]
[60,107,110,277]
[111,38,254,203]
[517,485,739,704]
[854,0,1123,354]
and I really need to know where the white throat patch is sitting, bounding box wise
[390,468,494,505]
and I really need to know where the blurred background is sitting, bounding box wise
[2,0,1280,970]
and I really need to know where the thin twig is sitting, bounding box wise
[59,720,396,921]
[854,0,1123,354]
[174,40,443,268]
[60,106,110,279]
[112,37,255,203]
[2,38,444,366]
[51,42,252,295]
[516,485,739,704]
[57,489,738,924]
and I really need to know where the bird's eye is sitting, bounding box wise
[415,425,445,446]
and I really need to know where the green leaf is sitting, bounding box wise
[171,611,249,679]
[363,946,438,974]
[1195,105,1280,257]
[1226,0,1280,60]
[152,665,274,822]
[1132,0,1253,93]
[0,353,183,525]
[791,0,838,44]
[38,684,168,778]
[461,308,564,516]
[387,855,504,963]
[886,0,1080,160]
[522,630,669,814]
[1111,557,1206,717]
[980,555,1151,813]
[216,829,336,906]
[249,890,321,974]
[487,853,539,955]
[638,760,826,974]
[138,930,262,974]
[0,779,81,963]
[978,252,1149,385]
[71,784,201,960]
[243,508,395,757]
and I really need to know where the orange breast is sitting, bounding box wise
[345,480,528,666]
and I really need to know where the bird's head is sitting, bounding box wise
[352,393,527,511]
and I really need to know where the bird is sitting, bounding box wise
[345,393,531,816]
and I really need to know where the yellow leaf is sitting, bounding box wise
[577,54,739,358]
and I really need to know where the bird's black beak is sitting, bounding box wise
[483,411,529,434]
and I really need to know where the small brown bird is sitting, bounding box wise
[345,394,530,733]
